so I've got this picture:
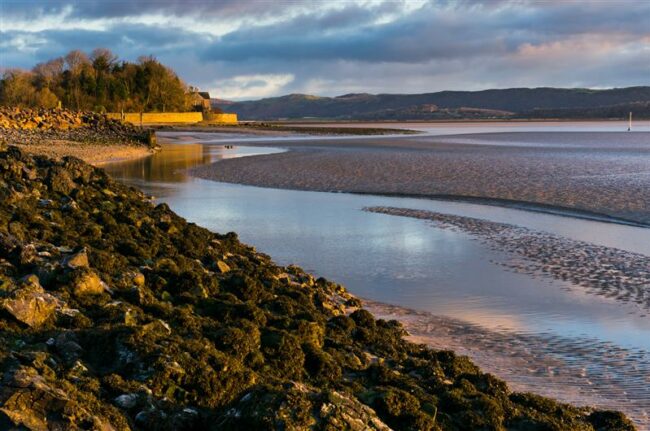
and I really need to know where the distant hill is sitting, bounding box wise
[213,87,650,121]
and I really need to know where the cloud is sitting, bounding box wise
[1,0,648,99]
[210,74,295,100]
[0,0,303,20]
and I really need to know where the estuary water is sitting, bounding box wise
[104,125,650,426]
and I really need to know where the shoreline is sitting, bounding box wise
[11,140,156,166]
[1,146,636,429]
[103,140,647,428]
[154,123,421,136]
[278,118,650,124]
[364,299,649,428]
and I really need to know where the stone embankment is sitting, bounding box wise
[0,107,154,148]
[0,147,635,430]
[365,207,650,311]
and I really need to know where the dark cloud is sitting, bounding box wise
[202,4,510,63]
[2,0,648,99]
[0,0,304,19]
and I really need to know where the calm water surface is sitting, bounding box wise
[104,126,650,424]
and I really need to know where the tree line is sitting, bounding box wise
[0,48,198,112]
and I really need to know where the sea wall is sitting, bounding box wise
[107,112,203,125]
[107,112,238,125]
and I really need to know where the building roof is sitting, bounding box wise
[198,92,210,99]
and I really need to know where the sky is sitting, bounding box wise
[1,0,649,100]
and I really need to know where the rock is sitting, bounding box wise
[71,269,105,296]
[114,393,138,409]
[0,366,70,431]
[63,248,89,269]
[54,332,83,365]
[216,260,231,273]
[48,167,76,195]
[1,275,60,328]
[0,107,151,148]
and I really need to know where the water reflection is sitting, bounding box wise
[112,140,284,183]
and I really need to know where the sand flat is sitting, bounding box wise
[189,131,650,225]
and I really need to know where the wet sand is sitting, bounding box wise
[189,131,650,225]
[365,207,650,312]
[361,205,650,426]
[365,300,650,428]
[13,140,154,166]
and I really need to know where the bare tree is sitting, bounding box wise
[64,50,90,75]
[32,57,64,89]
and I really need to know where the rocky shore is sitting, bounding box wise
[0,146,636,430]
[0,108,156,164]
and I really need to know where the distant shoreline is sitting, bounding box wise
[274,117,649,124]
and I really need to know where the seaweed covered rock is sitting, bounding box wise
[0,146,636,430]
[0,107,152,148]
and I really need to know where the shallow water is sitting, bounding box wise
[104,126,650,425]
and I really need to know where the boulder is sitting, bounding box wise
[1,275,60,328]
[62,248,89,269]
[216,260,231,273]
[48,167,76,195]
[71,270,105,296]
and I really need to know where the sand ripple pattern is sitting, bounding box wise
[189,132,650,225]
[366,300,650,429]
[364,207,650,312]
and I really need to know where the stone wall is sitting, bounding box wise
[107,112,238,125]
[107,112,203,125]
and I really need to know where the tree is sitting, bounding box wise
[32,57,64,90]
[1,49,195,112]
[90,48,117,72]
[64,50,90,75]
[36,87,60,108]
[0,69,37,107]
